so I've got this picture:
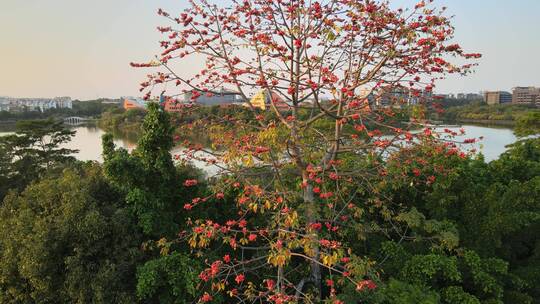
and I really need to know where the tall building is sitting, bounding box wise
[484,91,512,105]
[512,87,540,104]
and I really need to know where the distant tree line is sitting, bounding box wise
[432,101,540,124]
[0,99,121,122]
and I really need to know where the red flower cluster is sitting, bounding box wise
[183,179,198,187]
[356,279,377,291]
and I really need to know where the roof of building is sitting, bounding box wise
[123,97,148,108]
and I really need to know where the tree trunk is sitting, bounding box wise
[303,173,322,300]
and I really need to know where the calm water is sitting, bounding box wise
[0,124,518,163]
[435,124,518,161]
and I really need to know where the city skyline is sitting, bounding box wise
[1,0,539,100]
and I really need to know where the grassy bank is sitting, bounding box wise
[97,108,145,138]
[436,102,539,126]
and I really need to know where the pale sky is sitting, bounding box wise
[0,0,539,100]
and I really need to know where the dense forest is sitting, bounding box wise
[1,103,538,303]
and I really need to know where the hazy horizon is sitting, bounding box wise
[1,0,539,100]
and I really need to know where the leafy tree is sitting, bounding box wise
[136,252,199,303]
[103,102,203,303]
[0,119,77,200]
[0,164,143,303]
[515,111,540,137]
[373,138,540,303]
[131,0,482,302]
[103,102,186,238]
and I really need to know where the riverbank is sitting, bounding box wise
[447,118,515,127]
[97,108,144,136]
[436,103,539,128]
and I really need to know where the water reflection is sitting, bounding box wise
[0,123,521,165]
[62,125,136,162]
[435,125,517,162]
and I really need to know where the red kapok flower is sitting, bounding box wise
[235,274,245,284]
[184,179,198,187]
[200,293,213,302]
[356,279,377,291]
[266,279,275,290]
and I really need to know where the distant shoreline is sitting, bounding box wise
[451,118,515,127]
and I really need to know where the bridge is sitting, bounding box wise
[63,116,93,125]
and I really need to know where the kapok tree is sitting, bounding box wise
[132,0,480,302]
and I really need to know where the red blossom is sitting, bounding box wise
[266,279,275,290]
[200,293,213,302]
[319,192,333,199]
[135,0,480,301]
[235,274,245,284]
[356,280,377,291]
[329,172,339,180]
[183,179,198,187]
[310,222,323,230]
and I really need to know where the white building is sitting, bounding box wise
[0,96,72,112]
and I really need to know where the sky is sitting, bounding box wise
[0,0,539,100]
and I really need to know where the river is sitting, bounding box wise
[0,123,519,164]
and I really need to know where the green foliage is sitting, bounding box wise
[103,103,185,237]
[515,111,540,137]
[136,253,199,303]
[400,254,461,286]
[439,102,539,123]
[99,107,145,134]
[0,165,143,303]
[375,138,540,303]
[356,279,441,304]
[0,119,77,200]
[441,286,481,304]
[102,102,202,303]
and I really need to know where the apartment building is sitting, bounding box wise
[0,96,72,112]
[484,91,512,105]
[512,87,540,104]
